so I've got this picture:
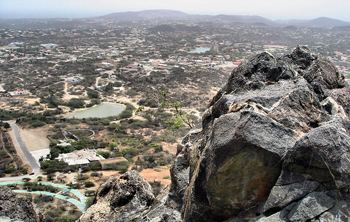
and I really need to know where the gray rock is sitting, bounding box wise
[139,191,183,222]
[284,45,316,69]
[315,200,350,222]
[79,171,155,222]
[268,87,329,132]
[257,212,285,222]
[180,47,350,222]
[0,187,38,222]
[263,180,319,212]
[183,111,297,222]
[287,192,335,221]
[329,88,350,118]
[167,147,190,209]
[303,58,346,90]
[285,122,350,190]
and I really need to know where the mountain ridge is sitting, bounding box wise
[98,9,350,28]
[1,9,350,28]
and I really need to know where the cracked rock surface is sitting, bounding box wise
[177,46,350,222]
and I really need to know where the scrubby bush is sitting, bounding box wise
[67,98,85,109]
[84,181,95,188]
[97,150,111,159]
[87,89,100,99]
[40,160,70,174]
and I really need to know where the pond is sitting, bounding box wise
[190,47,211,54]
[64,102,126,119]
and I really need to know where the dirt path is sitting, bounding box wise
[95,76,101,88]
[63,81,79,101]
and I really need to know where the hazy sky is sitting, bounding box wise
[1,0,350,21]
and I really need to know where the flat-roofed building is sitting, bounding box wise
[56,149,104,166]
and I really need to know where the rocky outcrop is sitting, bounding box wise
[80,170,182,222]
[80,171,155,222]
[82,46,350,222]
[0,187,38,222]
[176,46,350,221]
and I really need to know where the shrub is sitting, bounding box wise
[84,181,95,188]
[97,150,110,159]
[87,89,100,99]
[40,160,70,174]
[88,161,102,171]
[85,197,95,209]
[67,98,85,109]
[4,164,16,174]
[30,120,46,128]
[121,148,139,159]
[117,103,135,119]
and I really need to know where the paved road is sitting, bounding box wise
[9,121,40,172]
[0,121,40,182]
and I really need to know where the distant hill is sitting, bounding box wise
[100,10,274,26]
[3,9,350,29]
[100,10,350,28]
[277,17,350,28]
[102,10,189,20]
[212,14,274,25]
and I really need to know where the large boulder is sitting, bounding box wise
[0,187,38,222]
[176,46,350,221]
[80,171,182,222]
[80,171,155,222]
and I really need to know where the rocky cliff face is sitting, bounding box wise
[81,46,350,222]
[0,187,38,222]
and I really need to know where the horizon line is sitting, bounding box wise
[0,9,349,23]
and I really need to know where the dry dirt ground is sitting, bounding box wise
[139,166,171,186]
[20,126,50,151]
[160,142,178,155]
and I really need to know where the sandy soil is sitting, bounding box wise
[63,81,79,101]
[25,98,40,105]
[101,171,120,178]
[139,166,171,186]
[161,142,178,155]
[20,126,50,151]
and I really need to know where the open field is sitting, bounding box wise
[20,126,50,151]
